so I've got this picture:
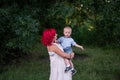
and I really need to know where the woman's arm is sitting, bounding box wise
[49,44,74,59]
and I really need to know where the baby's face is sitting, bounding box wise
[63,28,72,37]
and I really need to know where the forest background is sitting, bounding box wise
[0,0,120,80]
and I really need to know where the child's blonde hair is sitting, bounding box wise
[64,26,72,31]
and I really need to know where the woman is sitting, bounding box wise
[41,28,74,80]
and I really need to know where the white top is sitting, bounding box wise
[48,43,72,80]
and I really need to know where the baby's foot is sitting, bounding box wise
[71,69,77,75]
[65,66,72,72]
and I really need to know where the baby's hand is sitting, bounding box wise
[75,44,84,50]
[80,46,84,50]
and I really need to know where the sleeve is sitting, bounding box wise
[58,37,62,43]
[71,38,76,46]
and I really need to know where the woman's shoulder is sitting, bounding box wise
[48,43,58,51]
[52,43,63,50]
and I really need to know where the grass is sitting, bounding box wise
[73,47,120,80]
[0,44,120,80]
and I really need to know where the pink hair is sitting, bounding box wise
[41,28,56,46]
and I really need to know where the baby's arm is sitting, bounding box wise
[74,44,84,50]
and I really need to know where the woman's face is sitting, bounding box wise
[53,34,57,42]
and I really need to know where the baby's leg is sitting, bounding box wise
[64,58,70,67]
[69,52,74,67]
[64,58,72,72]
[70,52,77,75]
[69,60,74,68]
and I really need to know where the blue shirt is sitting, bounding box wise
[58,36,76,49]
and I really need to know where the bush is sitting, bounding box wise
[0,5,39,63]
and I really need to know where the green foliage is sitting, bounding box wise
[47,0,120,46]
[47,1,96,45]
[0,4,40,63]
[0,0,120,63]
[96,0,120,46]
